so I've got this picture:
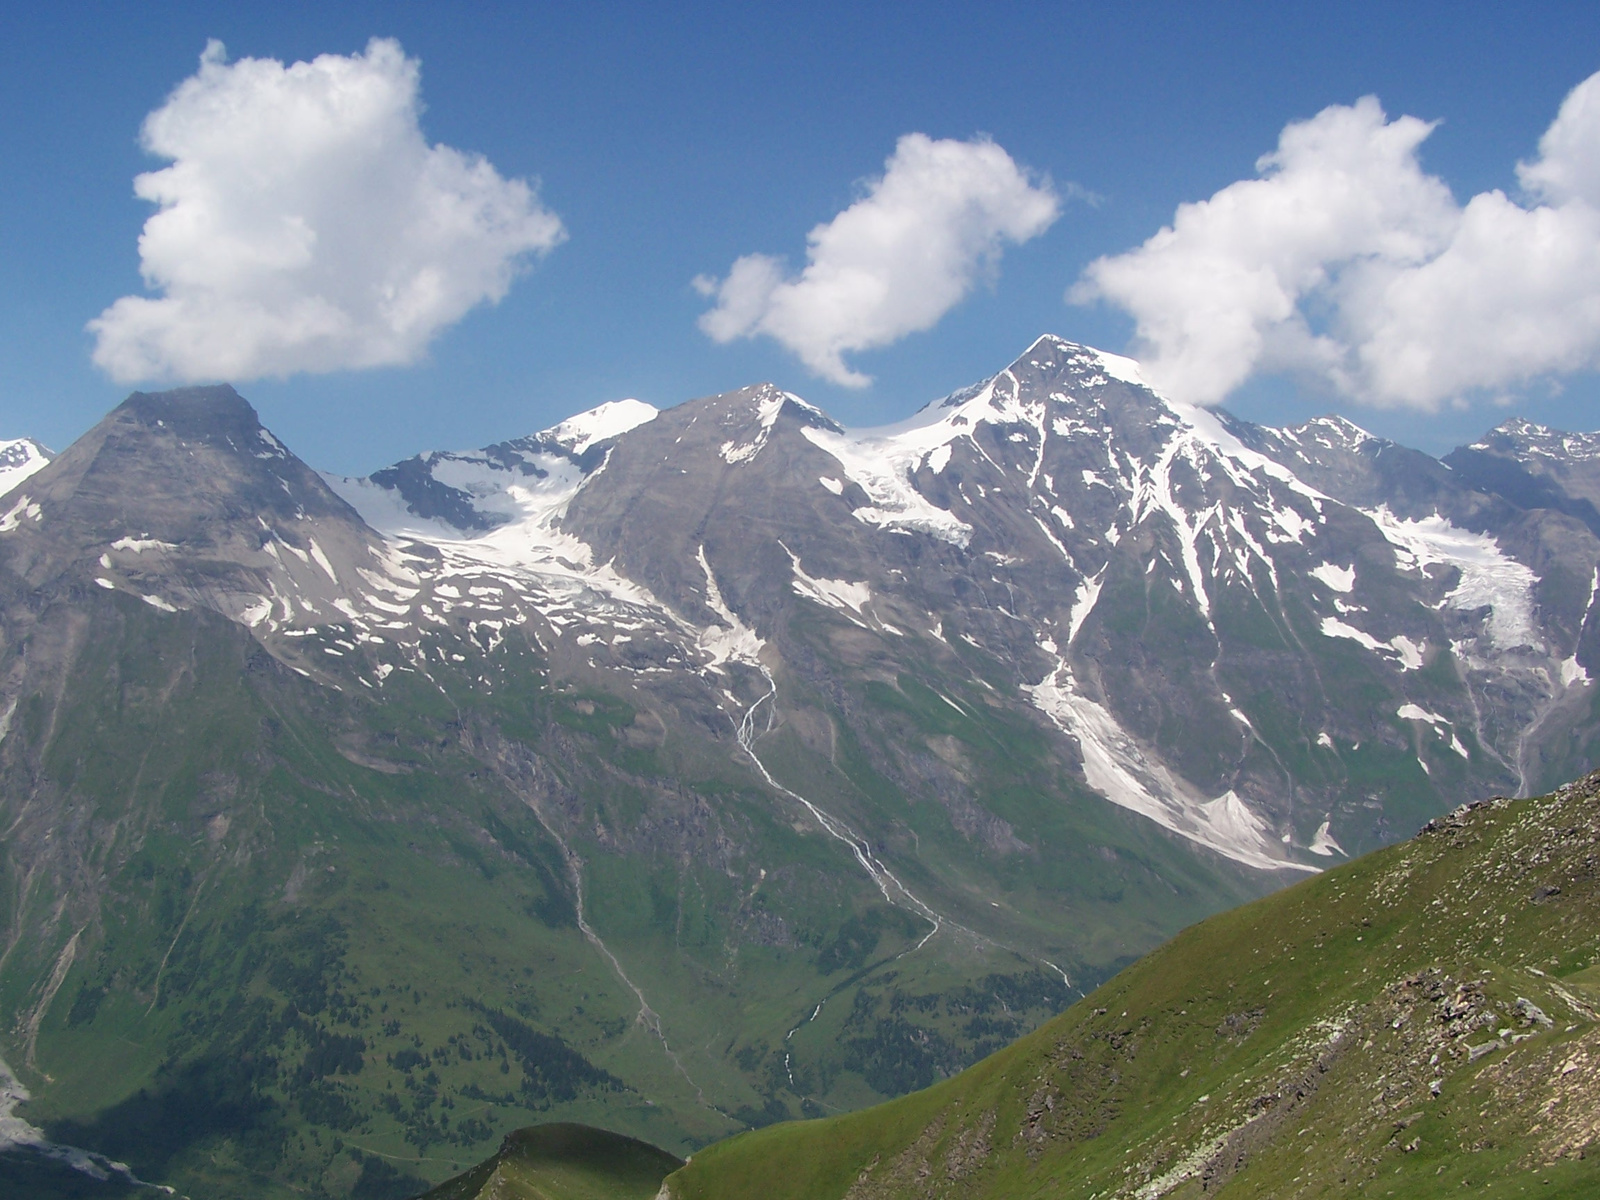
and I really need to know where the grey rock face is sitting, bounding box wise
[1445,418,1600,533]
[0,384,398,658]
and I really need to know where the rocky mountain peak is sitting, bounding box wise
[1287,414,1376,451]
[667,382,843,468]
[1486,414,1552,442]
[120,382,260,438]
[1470,416,1600,465]
[513,396,660,461]
[1444,419,1600,532]
[0,384,397,651]
[337,396,662,537]
[32,383,357,535]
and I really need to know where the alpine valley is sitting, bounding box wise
[3,335,1600,1198]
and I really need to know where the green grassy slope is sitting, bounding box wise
[416,1123,681,1200]
[663,774,1600,1199]
[3,596,696,1200]
[1,586,1272,1199]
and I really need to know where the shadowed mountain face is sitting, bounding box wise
[3,340,1600,1197]
[417,1122,683,1200]
[1446,418,1600,524]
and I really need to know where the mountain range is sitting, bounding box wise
[2,335,1599,1198]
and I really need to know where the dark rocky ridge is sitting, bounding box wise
[0,384,385,605]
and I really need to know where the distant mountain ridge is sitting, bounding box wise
[325,336,1600,865]
[4,337,1600,1198]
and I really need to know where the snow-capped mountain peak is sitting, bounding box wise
[330,397,662,539]
[0,438,52,500]
[1471,416,1600,464]
[540,397,658,457]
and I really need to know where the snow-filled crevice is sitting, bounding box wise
[1027,642,1314,873]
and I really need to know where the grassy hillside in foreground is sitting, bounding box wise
[415,1123,681,1200]
[660,774,1600,1199]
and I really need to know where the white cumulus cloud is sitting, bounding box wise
[695,134,1060,387]
[1073,71,1600,410]
[89,38,565,385]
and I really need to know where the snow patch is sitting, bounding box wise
[1319,616,1387,653]
[782,544,871,617]
[1308,818,1345,857]
[240,596,273,626]
[1319,617,1425,669]
[1366,507,1539,650]
[0,495,42,533]
[1310,562,1355,593]
[1027,645,1312,873]
[0,439,50,499]
[110,537,177,553]
[543,398,657,456]
[695,546,764,670]
[801,425,973,546]
[1397,703,1448,725]
[1268,502,1314,543]
[306,539,338,584]
[720,388,786,464]
[1068,568,1105,644]
[1390,635,1425,670]
[1397,703,1467,757]
[1093,349,1147,386]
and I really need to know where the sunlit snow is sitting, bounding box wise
[1028,642,1313,873]
[781,543,872,618]
[1319,617,1425,669]
[1366,507,1539,650]
[0,439,50,500]
[1308,817,1345,857]
[1310,562,1355,593]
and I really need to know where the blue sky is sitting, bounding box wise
[4,1,1600,474]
